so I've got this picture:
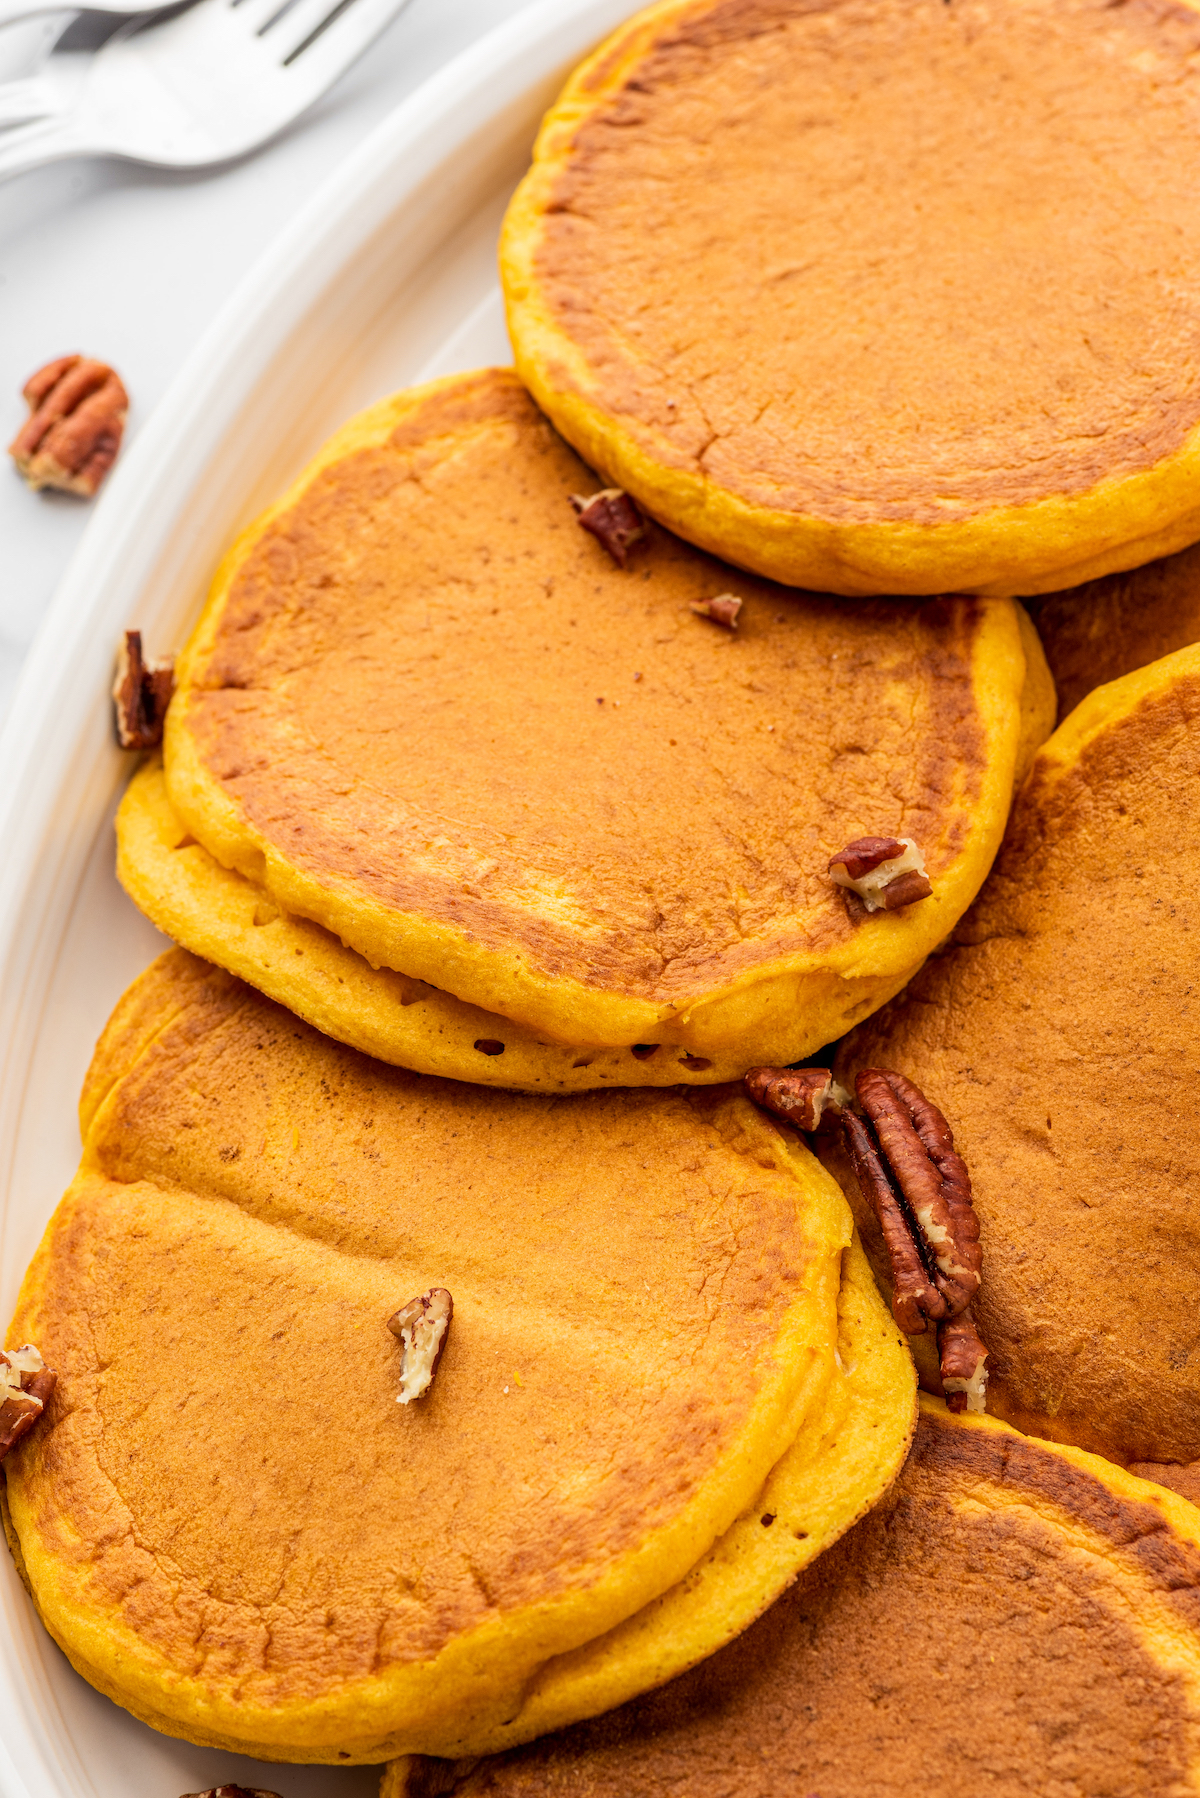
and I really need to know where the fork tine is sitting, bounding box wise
[273,0,407,75]
[281,0,355,63]
[231,0,296,36]
[255,0,306,38]
[250,0,332,56]
[250,0,336,56]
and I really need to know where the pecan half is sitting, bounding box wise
[744,1067,850,1132]
[828,836,932,913]
[388,1288,453,1404]
[9,355,128,496]
[113,631,175,751]
[570,488,646,565]
[842,1108,944,1333]
[0,1344,56,1462]
[690,593,742,629]
[938,1307,989,1414]
[842,1069,981,1333]
[859,1070,981,1313]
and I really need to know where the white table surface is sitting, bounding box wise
[0,0,532,726]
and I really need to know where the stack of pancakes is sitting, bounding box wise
[10,0,1200,1789]
[5,950,914,1760]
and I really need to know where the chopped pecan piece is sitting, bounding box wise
[570,488,646,565]
[0,1344,56,1461]
[113,631,175,750]
[690,593,742,629]
[9,355,128,496]
[938,1307,989,1414]
[388,1288,453,1404]
[828,836,932,913]
[744,1067,851,1132]
[841,1069,981,1334]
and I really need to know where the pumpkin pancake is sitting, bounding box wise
[383,1400,1200,1798]
[4,948,865,1762]
[829,646,1200,1467]
[119,759,756,1090]
[1026,540,1200,721]
[389,1231,916,1761]
[159,368,1052,1073]
[502,0,1200,599]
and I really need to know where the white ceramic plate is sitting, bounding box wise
[0,5,638,1793]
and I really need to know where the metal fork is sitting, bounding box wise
[0,0,413,180]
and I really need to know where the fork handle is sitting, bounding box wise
[0,120,91,182]
[0,77,59,126]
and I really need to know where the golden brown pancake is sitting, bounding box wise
[829,646,1200,1466]
[385,1399,1200,1798]
[4,948,876,1762]
[379,1230,915,1761]
[116,759,793,1090]
[1026,540,1200,720]
[159,368,1052,1072]
[502,0,1200,598]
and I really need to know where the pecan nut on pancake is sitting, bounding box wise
[502,0,1200,599]
[3,948,889,1762]
[829,645,1200,1466]
[748,1065,991,1413]
[385,1400,1200,1798]
[154,369,1053,1074]
[1026,538,1200,722]
[113,631,174,752]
